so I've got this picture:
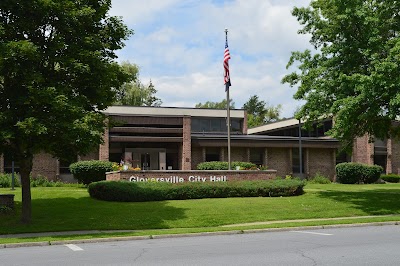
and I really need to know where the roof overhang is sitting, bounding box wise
[104,106,245,119]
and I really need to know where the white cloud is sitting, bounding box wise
[111,0,312,118]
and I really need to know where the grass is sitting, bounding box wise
[1,183,400,243]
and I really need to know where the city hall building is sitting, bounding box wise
[1,106,396,181]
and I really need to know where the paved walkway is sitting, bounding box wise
[1,215,398,239]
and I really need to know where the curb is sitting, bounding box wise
[1,221,399,249]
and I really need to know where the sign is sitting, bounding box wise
[129,175,227,183]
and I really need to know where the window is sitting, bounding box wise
[191,118,242,133]
[206,148,220,162]
[250,148,263,166]
[292,148,305,174]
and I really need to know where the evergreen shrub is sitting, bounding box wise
[197,161,258,170]
[380,174,400,183]
[88,179,305,202]
[336,163,382,184]
[70,160,114,185]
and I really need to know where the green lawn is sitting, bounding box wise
[1,183,400,236]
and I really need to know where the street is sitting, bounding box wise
[1,225,400,265]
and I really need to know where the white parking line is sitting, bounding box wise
[290,231,333,236]
[65,244,84,251]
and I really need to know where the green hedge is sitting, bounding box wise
[70,160,114,185]
[0,173,21,188]
[336,163,382,184]
[197,161,258,170]
[381,174,400,183]
[88,179,305,202]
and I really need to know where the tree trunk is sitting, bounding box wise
[20,155,33,224]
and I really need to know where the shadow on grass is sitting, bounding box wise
[0,196,188,234]
[316,188,400,215]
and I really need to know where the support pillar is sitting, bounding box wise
[181,116,192,170]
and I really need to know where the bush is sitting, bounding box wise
[307,173,332,184]
[0,173,21,188]
[30,175,64,187]
[336,163,383,184]
[70,160,114,185]
[88,179,305,202]
[381,174,400,183]
[197,161,258,170]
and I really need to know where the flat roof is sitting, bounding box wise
[248,118,299,134]
[103,106,245,118]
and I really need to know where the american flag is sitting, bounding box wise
[223,37,231,89]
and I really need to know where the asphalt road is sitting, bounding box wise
[1,225,400,265]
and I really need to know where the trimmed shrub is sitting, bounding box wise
[336,163,383,184]
[197,161,258,170]
[88,179,305,202]
[381,174,400,183]
[362,165,382,184]
[70,160,114,185]
[0,173,21,188]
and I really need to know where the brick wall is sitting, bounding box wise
[243,110,248,134]
[389,138,400,174]
[191,147,203,169]
[99,126,109,161]
[32,152,58,180]
[106,169,277,182]
[352,135,373,164]
[80,151,99,161]
[267,148,291,177]
[307,148,336,179]
[181,116,192,170]
[0,154,3,173]
[231,147,248,162]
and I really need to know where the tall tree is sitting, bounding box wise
[0,0,132,223]
[282,0,400,147]
[115,61,162,106]
[195,99,235,109]
[243,95,281,128]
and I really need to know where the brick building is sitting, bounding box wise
[1,106,348,180]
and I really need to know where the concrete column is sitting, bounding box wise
[181,116,192,170]
[246,148,250,162]
[202,147,206,163]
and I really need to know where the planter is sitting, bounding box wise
[0,194,15,209]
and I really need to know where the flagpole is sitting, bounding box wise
[225,28,231,170]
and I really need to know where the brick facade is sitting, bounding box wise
[31,152,58,181]
[0,154,3,173]
[306,148,336,179]
[99,126,109,161]
[352,135,374,164]
[181,116,192,170]
[387,138,400,174]
[267,148,291,177]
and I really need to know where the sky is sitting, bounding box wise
[109,0,312,118]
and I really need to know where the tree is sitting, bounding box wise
[195,99,235,109]
[115,61,162,106]
[282,0,400,148]
[0,0,132,223]
[242,95,281,128]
